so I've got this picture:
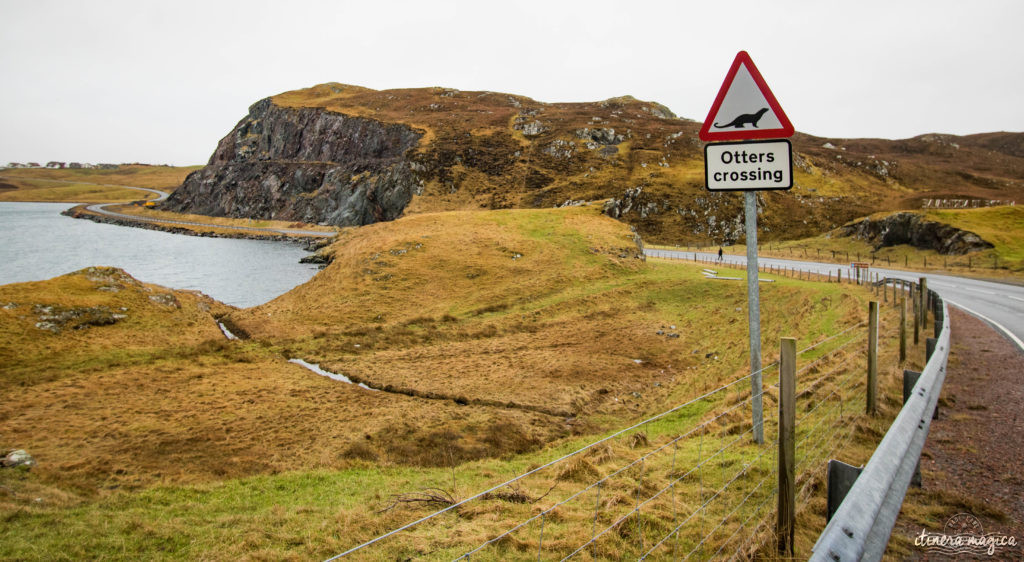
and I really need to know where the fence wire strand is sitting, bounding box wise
[327,316,878,561]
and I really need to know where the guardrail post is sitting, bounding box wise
[778,337,796,556]
[902,368,926,488]
[902,370,921,404]
[826,460,863,522]
[867,301,879,415]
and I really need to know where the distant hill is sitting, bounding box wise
[163,82,1024,244]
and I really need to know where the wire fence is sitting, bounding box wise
[327,317,875,561]
[647,244,1006,272]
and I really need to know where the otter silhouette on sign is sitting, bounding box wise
[714,108,769,129]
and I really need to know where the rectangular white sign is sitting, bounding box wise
[705,139,792,191]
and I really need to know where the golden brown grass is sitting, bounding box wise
[0,164,200,192]
[72,202,338,238]
[0,178,154,202]
[0,205,905,559]
[269,83,1024,248]
[0,165,199,202]
[681,205,1024,278]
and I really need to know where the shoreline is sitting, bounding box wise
[62,204,332,251]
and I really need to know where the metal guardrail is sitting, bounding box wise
[810,286,949,561]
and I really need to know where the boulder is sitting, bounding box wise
[162,98,424,228]
[839,212,994,255]
[2,449,36,469]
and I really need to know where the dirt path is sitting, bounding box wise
[889,306,1024,559]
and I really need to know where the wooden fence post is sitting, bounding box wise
[919,277,928,327]
[899,295,907,364]
[867,301,879,416]
[778,337,796,556]
[912,284,920,346]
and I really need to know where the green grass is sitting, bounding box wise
[1,208,911,560]
[647,205,1024,277]
[0,179,155,202]
[0,165,200,202]
[1,262,896,560]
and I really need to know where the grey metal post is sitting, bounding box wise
[902,369,925,487]
[745,191,764,444]
[826,460,863,522]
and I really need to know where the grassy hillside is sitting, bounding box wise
[0,165,200,202]
[0,205,910,558]
[708,205,1024,275]
[264,83,1024,246]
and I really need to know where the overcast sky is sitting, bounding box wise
[1,0,1021,166]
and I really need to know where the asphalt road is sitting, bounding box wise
[77,184,334,238]
[0,174,335,238]
[646,248,1024,353]
[87,198,334,237]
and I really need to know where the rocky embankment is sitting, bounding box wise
[160,83,1024,244]
[162,98,424,227]
[62,205,326,249]
[839,212,993,254]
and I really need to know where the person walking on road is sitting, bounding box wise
[718,247,724,262]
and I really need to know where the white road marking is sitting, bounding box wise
[960,287,998,296]
[945,299,1024,354]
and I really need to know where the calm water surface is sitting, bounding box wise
[0,202,320,307]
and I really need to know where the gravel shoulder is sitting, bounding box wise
[888,306,1024,559]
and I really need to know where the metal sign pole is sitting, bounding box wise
[701,51,792,448]
[745,190,764,444]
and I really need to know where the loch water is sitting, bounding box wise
[0,202,320,308]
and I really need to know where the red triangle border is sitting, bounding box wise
[699,51,794,142]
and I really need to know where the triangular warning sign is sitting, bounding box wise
[699,51,794,142]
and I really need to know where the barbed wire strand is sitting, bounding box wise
[458,369,783,559]
[796,333,865,379]
[560,424,768,560]
[726,480,780,559]
[647,442,776,561]
[708,476,774,560]
[329,317,880,560]
[328,367,772,560]
[633,431,779,560]
[679,442,777,560]
[797,321,866,357]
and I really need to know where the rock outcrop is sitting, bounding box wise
[839,212,993,254]
[160,83,1024,245]
[1,449,35,469]
[163,98,424,227]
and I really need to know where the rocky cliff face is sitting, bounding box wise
[840,212,993,254]
[164,83,1024,244]
[163,98,424,226]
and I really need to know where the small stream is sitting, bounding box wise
[288,358,377,391]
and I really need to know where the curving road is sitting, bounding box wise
[86,196,335,238]
[646,248,1024,353]
[0,174,336,238]
[77,183,335,238]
